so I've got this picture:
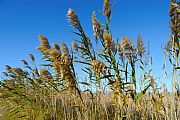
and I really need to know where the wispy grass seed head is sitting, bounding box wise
[67,8,80,28]
[103,0,111,16]
[29,54,35,62]
[136,35,145,57]
[21,60,28,65]
[103,34,113,52]
[39,69,52,79]
[92,12,102,36]
[52,43,60,50]
[72,42,78,52]
[39,35,51,49]
[49,49,61,60]
[92,60,106,79]
[11,68,26,76]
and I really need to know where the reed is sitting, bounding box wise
[0,0,179,119]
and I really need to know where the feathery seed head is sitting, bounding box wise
[80,44,85,57]
[61,42,67,47]
[122,37,135,58]
[61,42,69,51]
[92,60,106,79]
[39,69,48,75]
[39,35,51,49]
[60,50,71,65]
[103,34,113,52]
[11,68,25,76]
[29,54,35,62]
[39,69,52,79]
[50,49,61,60]
[21,60,28,65]
[59,64,76,93]
[61,52,68,58]
[103,0,111,16]
[165,37,173,52]
[37,46,48,52]
[137,35,145,57]
[67,8,80,28]
[169,2,180,34]
[92,12,102,36]
[72,42,78,52]
[52,43,60,50]
[122,37,134,51]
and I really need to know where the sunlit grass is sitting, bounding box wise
[0,0,179,119]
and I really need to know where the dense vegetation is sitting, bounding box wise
[0,0,179,119]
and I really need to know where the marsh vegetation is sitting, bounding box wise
[0,0,179,119]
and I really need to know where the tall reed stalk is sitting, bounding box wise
[0,0,179,119]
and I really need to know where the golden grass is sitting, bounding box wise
[0,0,179,119]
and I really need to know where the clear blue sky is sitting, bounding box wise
[0,0,171,86]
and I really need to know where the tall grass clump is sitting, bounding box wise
[0,0,179,120]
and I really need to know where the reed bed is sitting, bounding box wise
[0,0,179,119]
